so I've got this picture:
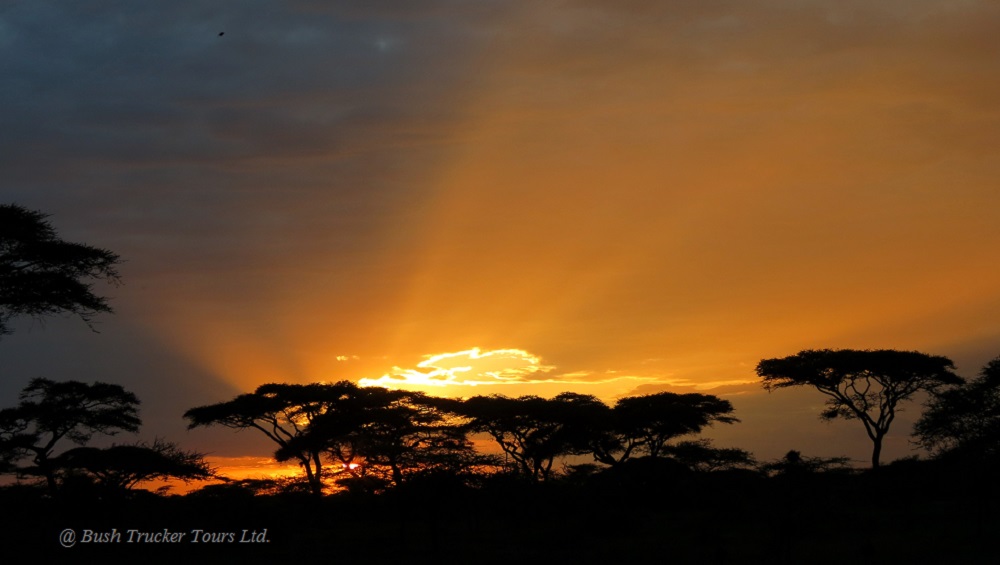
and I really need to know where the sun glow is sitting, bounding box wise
[356,347,757,400]
[358,347,554,391]
[209,456,304,481]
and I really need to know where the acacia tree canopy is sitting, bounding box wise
[0,378,141,491]
[55,439,213,492]
[184,381,359,496]
[756,349,962,468]
[288,388,485,491]
[662,439,756,472]
[460,392,608,482]
[188,383,486,494]
[0,204,121,337]
[591,392,739,466]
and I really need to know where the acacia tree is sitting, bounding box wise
[914,356,1000,461]
[662,440,755,472]
[279,388,488,491]
[460,392,607,482]
[0,378,141,492]
[590,392,739,466]
[757,349,962,468]
[184,382,358,496]
[0,204,121,337]
[334,393,476,488]
[54,439,213,493]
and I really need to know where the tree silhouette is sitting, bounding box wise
[662,439,755,472]
[757,349,962,468]
[184,382,359,496]
[331,394,474,488]
[0,204,121,337]
[278,387,490,491]
[914,356,1000,461]
[460,392,606,482]
[54,438,213,493]
[590,392,738,466]
[0,378,141,492]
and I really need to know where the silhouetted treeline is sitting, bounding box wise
[3,346,1000,562]
[6,204,1000,500]
[182,382,749,495]
[7,353,1000,501]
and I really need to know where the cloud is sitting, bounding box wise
[358,347,747,400]
[0,1,495,268]
[621,381,763,399]
[359,347,554,389]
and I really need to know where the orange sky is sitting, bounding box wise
[3,1,1000,470]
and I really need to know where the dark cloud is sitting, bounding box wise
[0,0,499,306]
[0,1,489,190]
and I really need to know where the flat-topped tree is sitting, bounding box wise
[460,392,608,482]
[591,392,738,466]
[0,378,141,492]
[184,382,358,496]
[756,349,962,469]
[281,388,482,490]
[55,439,213,493]
[187,383,483,494]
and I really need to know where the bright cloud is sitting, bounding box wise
[359,347,554,389]
[357,347,755,399]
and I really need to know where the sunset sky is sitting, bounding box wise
[3,1,1000,475]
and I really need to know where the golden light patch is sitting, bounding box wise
[135,456,303,495]
[207,456,304,482]
[358,347,554,391]
[356,347,752,401]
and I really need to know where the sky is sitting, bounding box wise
[3,0,1000,475]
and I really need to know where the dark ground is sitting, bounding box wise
[3,461,997,564]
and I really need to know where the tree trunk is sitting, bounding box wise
[33,451,58,494]
[871,435,883,469]
[300,456,322,496]
[310,453,324,496]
